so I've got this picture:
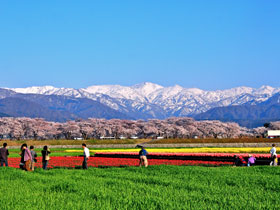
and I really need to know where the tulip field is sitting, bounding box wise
[7,156,233,168]
[1,145,280,209]
[6,146,275,168]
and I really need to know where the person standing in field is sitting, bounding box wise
[19,144,32,171]
[30,146,37,171]
[139,146,148,167]
[82,143,90,169]
[19,144,25,169]
[41,146,51,170]
[270,144,277,166]
[0,143,9,167]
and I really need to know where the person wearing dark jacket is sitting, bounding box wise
[0,143,9,167]
[233,155,246,166]
[19,144,25,169]
[41,146,51,170]
[30,146,37,171]
[139,146,148,167]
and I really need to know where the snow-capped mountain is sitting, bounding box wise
[5,83,280,118]
[10,86,87,98]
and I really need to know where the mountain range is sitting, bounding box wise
[195,93,280,128]
[1,82,280,127]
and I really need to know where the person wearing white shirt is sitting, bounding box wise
[270,144,277,166]
[82,143,90,169]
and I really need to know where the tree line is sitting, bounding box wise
[0,117,274,140]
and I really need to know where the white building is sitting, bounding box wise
[265,130,280,138]
[100,136,116,140]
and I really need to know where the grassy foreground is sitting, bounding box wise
[0,166,280,210]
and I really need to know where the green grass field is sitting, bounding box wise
[7,148,84,157]
[0,166,279,210]
[1,137,280,147]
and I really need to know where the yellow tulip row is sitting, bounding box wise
[65,147,271,154]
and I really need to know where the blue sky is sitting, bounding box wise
[0,1,279,90]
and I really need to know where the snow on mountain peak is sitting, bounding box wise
[84,84,146,101]
[220,86,253,96]
[132,82,162,88]
[10,86,58,94]
[256,85,275,94]
[260,85,273,89]
[132,82,163,95]
[184,88,204,95]
[85,85,122,94]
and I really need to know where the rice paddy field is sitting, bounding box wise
[1,165,280,210]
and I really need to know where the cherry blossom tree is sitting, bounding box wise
[0,117,267,140]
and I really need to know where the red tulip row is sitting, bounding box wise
[6,156,233,169]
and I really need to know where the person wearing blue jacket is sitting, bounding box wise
[139,146,148,167]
